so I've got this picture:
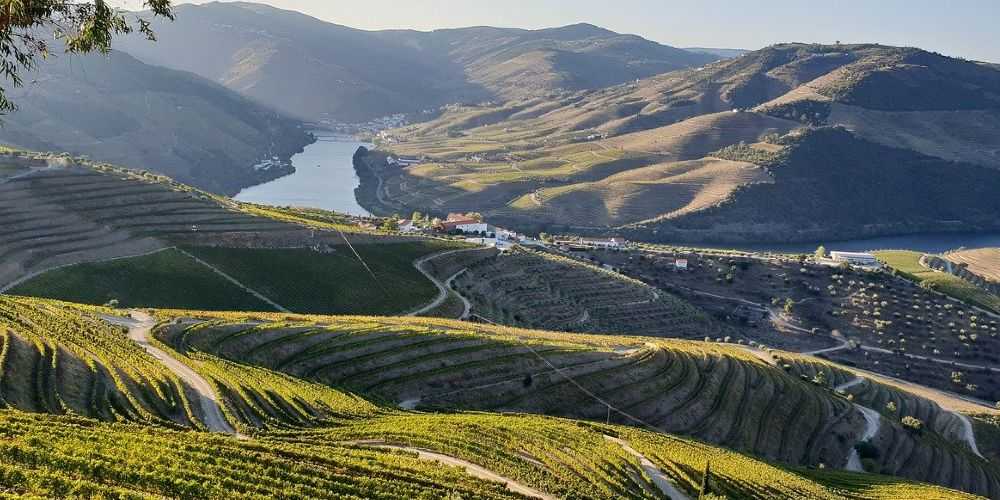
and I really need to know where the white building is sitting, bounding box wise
[580,237,627,249]
[455,222,495,235]
[830,251,881,268]
[464,237,514,251]
[398,219,420,233]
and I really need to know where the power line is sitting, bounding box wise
[472,314,668,434]
[331,225,391,296]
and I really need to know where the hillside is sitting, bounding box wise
[945,248,1000,286]
[116,2,715,123]
[429,246,722,338]
[0,153,462,315]
[367,43,1000,243]
[148,308,998,496]
[0,295,989,498]
[0,50,311,196]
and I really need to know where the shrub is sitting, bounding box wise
[901,416,923,432]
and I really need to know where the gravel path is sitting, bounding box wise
[408,248,479,317]
[845,405,882,472]
[605,435,692,500]
[349,441,555,499]
[105,312,238,435]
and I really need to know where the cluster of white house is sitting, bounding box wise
[398,213,546,251]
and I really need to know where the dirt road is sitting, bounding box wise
[408,249,479,317]
[605,436,692,500]
[845,405,882,472]
[350,441,555,499]
[106,312,238,435]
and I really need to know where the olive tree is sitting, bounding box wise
[0,0,173,111]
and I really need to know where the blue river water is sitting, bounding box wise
[236,134,372,216]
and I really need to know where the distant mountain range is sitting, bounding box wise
[117,2,716,123]
[364,43,1000,243]
[0,50,311,195]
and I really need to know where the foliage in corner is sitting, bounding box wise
[0,0,173,112]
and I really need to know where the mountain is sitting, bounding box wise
[116,2,716,123]
[3,149,999,498]
[363,43,1000,243]
[0,50,311,195]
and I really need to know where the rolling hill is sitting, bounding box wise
[116,2,715,123]
[0,294,991,498]
[366,43,1000,243]
[0,49,312,196]
[0,151,461,315]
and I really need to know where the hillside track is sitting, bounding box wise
[104,312,238,435]
[605,435,692,500]
[348,441,556,500]
[407,248,482,317]
[846,405,882,472]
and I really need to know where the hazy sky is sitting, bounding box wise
[113,0,1000,62]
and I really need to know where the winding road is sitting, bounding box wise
[408,248,479,318]
[104,312,238,435]
[845,405,882,472]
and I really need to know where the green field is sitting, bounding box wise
[875,250,1000,313]
[10,249,272,311]
[183,240,461,315]
[11,240,463,315]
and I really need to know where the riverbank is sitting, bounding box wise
[237,133,372,216]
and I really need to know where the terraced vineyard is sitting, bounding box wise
[0,296,991,497]
[446,248,721,338]
[0,295,202,427]
[946,249,1000,284]
[150,309,1000,496]
[0,163,294,289]
[0,411,542,499]
[779,355,999,495]
[0,296,378,431]
[0,157,475,315]
[0,409,978,499]
[593,247,1000,402]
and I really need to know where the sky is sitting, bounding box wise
[112,0,1000,63]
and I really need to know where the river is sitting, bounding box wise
[235,134,371,216]
[238,136,1000,253]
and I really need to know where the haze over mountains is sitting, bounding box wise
[117,2,717,123]
[0,49,311,195]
